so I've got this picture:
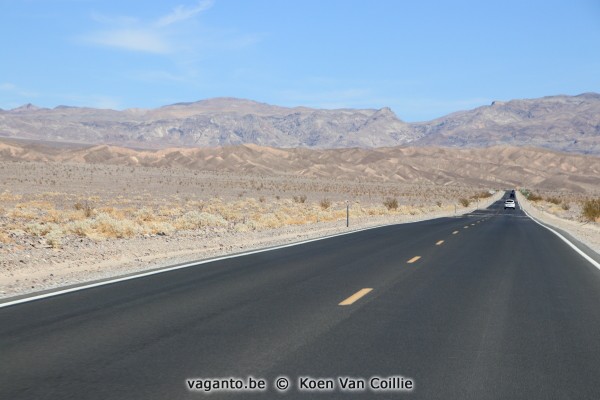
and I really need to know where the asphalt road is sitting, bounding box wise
[2,194,600,399]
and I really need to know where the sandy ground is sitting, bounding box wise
[517,191,600,256]
[0,161,502,299]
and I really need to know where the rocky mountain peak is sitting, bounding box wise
[10,103,44,113]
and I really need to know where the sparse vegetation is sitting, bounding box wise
[319,198,332,210]
[459,198,470,207]
[74,201,94,217]
[471,191,492,199]
[528,192,543,202]
[293,194,307,203]
[581,198,600,222]
[46,230,63,248]
[383,197,398,210]
[546,196,561,205]
[0,161,507,250]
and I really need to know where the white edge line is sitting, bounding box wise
[522,208,600,271]
[0,215,448,309]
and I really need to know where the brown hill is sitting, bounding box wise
[1,139,598,193]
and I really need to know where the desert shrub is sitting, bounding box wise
[66,219,94,237]
[93,212,138,238]
[134,207,155,222]
[319,198,332,210]
[259,196,266,203]
[459,198,470,207]
[234,220,258,232]
[46,230,63,248]
[25,222,53,236]
[546,196,561,205]
[144,221,174,236]
[561,202,570,211]
[42,209,62,224]
[383,197,398,210]
[257,213,281,228]
[581,199,600,222]
[528,192,543,202]
[472,191,492,199]
[8,207,37,220]
[293,194,307,204]
[74,201,94,217]
[368,206,387,216]
[158,206,182,217]
[436,201,442,208]
[175,211,227,229]
[84,204,94,218]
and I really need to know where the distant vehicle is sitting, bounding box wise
[504,199,516,210]
[509,190,515,198]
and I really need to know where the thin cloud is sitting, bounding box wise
[83,28,170,54]
[80,1,214,54]
[0,82,39,98]
[155,0,214,27]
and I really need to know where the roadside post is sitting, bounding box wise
[346,201,349,227]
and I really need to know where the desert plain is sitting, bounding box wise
[1,137,599,299]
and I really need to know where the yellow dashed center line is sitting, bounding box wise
[407,256,421,264]
[436,240,444,246]
[452,231,459,235]
[339,288,373,306]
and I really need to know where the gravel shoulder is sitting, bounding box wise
[517,191,600,258]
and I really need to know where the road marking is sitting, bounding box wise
[471,223,475,226]
[339,288,373,306]
[0,217,449,309]
[522,209,600,271]
[407,256,421,264]
[452,230,459,234]
[464,226,469,229]
[436,240,444,245]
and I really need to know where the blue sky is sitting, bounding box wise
[1,0,599,121]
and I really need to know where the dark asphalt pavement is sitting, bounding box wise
[1,194,600,399]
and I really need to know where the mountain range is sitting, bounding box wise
[1,93,599,154]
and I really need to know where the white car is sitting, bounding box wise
[504,199,516,210]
